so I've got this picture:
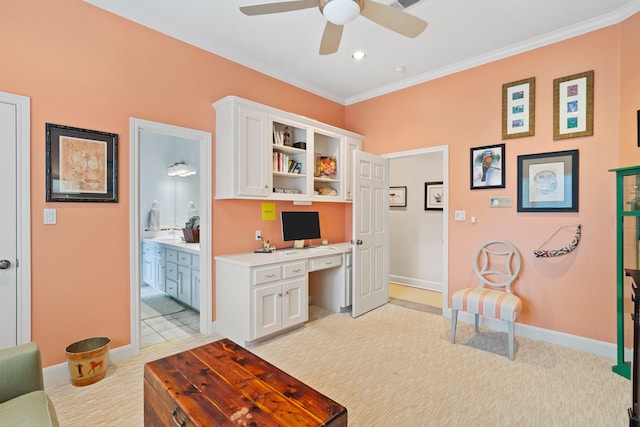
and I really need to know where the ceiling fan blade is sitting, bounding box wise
[240,0,318,16]
[319,21,343,55]
[360,0,427,38]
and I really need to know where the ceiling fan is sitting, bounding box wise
[240,0,428,55]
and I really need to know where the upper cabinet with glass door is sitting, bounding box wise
[213,96,363,202]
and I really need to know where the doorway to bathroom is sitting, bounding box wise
[130,118,212,352]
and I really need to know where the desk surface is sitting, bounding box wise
[144,338,347,426]
[216,242,352,267]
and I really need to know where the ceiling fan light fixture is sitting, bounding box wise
[322,0,361,25]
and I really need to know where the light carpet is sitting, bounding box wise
[46,303,630,426]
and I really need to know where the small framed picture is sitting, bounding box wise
[502,77,535,139]
[517,149,579,212]
[424,182,444,211]
[46,123,118,202]
[389,186,407,207]
[553,70,594,140]
[470,144,505,189]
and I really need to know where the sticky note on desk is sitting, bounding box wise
[261,202,276,221]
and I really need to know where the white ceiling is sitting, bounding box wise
[84,0,639,105]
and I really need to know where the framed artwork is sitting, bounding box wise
[502,77,535,139]
[46,123,118,202]
[389,186,407,207]
[470,144,505,189]
[553,70,594,140]
[424,182,444,211]
[517,149,579,212]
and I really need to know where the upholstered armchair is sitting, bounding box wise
[0,342,59,426]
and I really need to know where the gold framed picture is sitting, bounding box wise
[553,70,594,140]
[502,77,535,139]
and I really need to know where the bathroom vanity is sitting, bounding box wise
[142,238,200,311]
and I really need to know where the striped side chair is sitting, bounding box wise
[450,240,522,360]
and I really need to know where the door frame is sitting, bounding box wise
[383,145,449,312]
[129,118,213,352]
[0,91,31,345]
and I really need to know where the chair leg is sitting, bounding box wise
[450,309,458,344]
[507,321,515,361]
[474,314,479,333]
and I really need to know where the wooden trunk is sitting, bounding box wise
[144,338,347,426]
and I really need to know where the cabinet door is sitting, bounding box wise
[238,106,270,197]
[343,137,362,201]
[154,259,166,292]
[254,283,282,339]
[177,265,192,306]
[142,255,154,286]
[191,269,200,311]
[282,277,308,329]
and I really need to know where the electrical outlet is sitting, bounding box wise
[255,230,262,241]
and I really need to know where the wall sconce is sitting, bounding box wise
[168,162,196,177]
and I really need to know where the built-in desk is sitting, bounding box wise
[215,243,352,346]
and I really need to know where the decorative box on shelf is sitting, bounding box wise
[273,187,301,194]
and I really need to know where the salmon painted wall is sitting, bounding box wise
[619,13,640,165]
[346,24,628,343]
[1,0,349,366]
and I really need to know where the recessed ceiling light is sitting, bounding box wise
[352,51,365,60]
[394,66,406,74]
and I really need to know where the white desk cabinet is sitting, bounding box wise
[216,244,352,346]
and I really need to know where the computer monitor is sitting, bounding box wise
[281,211,321,248]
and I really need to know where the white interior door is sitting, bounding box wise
[352,150,389,317]
[0,101,18,349]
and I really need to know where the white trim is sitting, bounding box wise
[445,308,617,359]
[345,2,640,105]
[43,342,137,386]
[0,91,31,345]
[382,145,449,315]
[389,276,442,292]
[129,118,214,356]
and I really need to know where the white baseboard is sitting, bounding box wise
[445,308,617,359]
[389,275,442,292]
[43,343,138,386]
[44,321,218,386]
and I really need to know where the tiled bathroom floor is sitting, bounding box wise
[140,285,200,348]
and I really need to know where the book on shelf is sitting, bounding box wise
[272,152,302,174]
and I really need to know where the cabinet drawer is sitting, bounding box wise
[253,265,281,285]
[283,261,306,279]
[154,246,165,257]
[191,254,200,270]
[166,262,178,280]
[178,252,191,266]
[142,244,153,255]
[309,255,342,272]
[166,249,178,263]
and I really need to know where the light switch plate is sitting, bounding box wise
[454,210,466,221]
[44,208,56,224]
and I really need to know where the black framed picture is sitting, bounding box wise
[46,123,118,202]
[424,182,444,211]
[470,144,505,189]
[517,149,579,212]
[389,186,407,207]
